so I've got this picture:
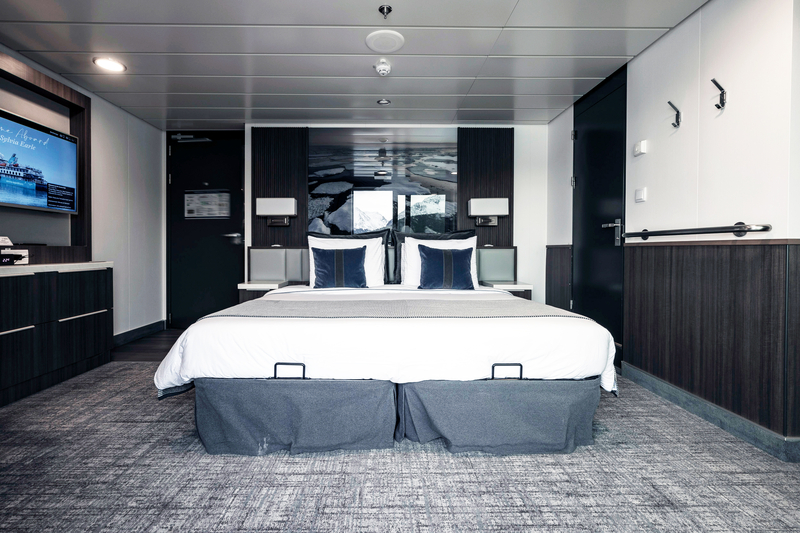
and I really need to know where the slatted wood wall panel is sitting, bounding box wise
[787,245,800,436]
[456,128,514,247]
[545,245,571,311]
[624,244,787,434]
[251,127,309,247]
[0,51,92,263]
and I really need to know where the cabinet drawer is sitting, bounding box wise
[57,269,112,320]
[57,310,110,367]
[0,326,36,389]
[0,275,36,331]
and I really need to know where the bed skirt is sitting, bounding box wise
[194,377,601,455]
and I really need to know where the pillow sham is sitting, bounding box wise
[311,246,367,288]
[308,228,392,284]
[418,244,474,290]
[392,230,476,284]
[308,235,385,287]
[401,235,479,289]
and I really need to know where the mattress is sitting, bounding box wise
[154,285,617,393]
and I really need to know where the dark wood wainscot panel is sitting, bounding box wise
[787,245,800,436]
[545,245,572,311]
[0,267,113,407]
[624,244,787,434]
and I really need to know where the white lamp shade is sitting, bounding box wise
[468,198,509,217]
[256,198,297,216]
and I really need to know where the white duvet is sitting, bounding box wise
[155,286,617,393]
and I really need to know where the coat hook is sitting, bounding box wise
[711,78,726,109]
[667,101,681,128]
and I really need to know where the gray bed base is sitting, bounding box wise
[194,376,601,456]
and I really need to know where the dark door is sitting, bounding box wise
[572,66,626,349]
[167,131,244,329]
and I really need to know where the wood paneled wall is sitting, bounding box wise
[0,52,92,263]
[251,127,309,247]
[545,245,571,311]
[624,243,798,436]
[456,128,514,247]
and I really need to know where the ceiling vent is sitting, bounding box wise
[365,30,405,53]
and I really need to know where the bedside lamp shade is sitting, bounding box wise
[468,198,509,226]
[256,198,297,226]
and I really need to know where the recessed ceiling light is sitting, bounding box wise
[450,171,458,175]
[375,170,389,176]
[93,57,126,72]
[377,99,391,106]
[365,30,405,53]
[379,138,389,143]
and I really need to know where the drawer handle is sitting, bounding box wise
[58,309,108,323]
[0,325,35,337]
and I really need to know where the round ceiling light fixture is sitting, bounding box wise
[377,98,391,105]
[366,30,405,53]
[92,57,127,72]
[379,138,389,143]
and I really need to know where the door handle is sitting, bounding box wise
[222,233,242,238]
[222,232,243,245]
[601,219,623,247]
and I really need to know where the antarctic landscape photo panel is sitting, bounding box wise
[308,129,457,235]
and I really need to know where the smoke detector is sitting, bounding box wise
[374,59,391,77]
[365,30,405,53]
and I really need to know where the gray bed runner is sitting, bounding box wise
[201,297,593,321]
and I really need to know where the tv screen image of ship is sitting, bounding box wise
[0,108,78,214]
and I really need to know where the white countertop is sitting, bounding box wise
[238,280,289,290]
[480,280,533,290]
[0,261,114,276]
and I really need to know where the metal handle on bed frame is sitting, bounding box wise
[274,362,306,379]
[491,363,523,380]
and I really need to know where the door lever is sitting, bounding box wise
[601,219,623,247]
[222,232,243,245]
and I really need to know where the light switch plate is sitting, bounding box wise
[635,188,647,203]
[634,140,648,157]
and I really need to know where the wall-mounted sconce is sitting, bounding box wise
[468,198,509,227]
[667,101,681,128]
[256,197,297,227]
[711,78,726,109]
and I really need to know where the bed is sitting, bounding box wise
[155,285,617,456]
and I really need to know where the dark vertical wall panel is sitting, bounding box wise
[787,245,800,436]
[251,127,309,247]
[545,245,571,310]
[457,128,514,247]
[624,244,787,434]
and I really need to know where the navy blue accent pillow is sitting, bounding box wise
[312,246,367,288]
[393,229,475,284]
[418,244,474,290]
[308,228,392,284]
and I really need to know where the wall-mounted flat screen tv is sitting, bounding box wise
[0,107,78,214]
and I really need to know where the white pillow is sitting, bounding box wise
[308,236,385,288]
[401,236,478,289]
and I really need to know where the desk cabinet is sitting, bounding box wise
[0,265,112,406]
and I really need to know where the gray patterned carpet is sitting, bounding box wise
[1,363,799,532]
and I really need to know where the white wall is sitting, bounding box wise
[626,0,795,242]
[546,108,573,245]
[514,125,548,301]
[0,43,166,336]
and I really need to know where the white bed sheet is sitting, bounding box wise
[154,286,617,392]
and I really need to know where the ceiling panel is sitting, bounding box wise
[505,0,708,28]
[63,75,478,95]
[125,107,466,120]
[107,93,467,109]
[468,78,603,95]
[456,109,564,121]
[479,56,629,78]
[0,24,502,55]
[490,28,667,56]
[22,52,488,78]
[459,95,580,108]
[0,0,519,27]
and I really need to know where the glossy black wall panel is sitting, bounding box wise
[545,245,571,311]
[625,244,787,434]
[251,127,309,247]
[456,128,514,247]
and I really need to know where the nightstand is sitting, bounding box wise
[480,281,533,300]
[238,280,288,302]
